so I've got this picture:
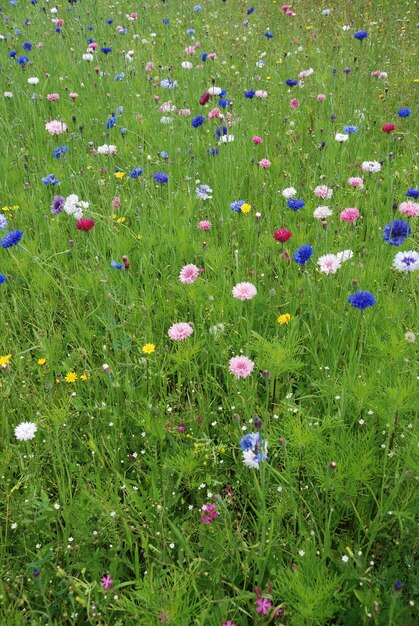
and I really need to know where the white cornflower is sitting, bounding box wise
[14,422,37,441]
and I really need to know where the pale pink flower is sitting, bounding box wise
[145,62,154,72]
[258,159,271,168]
[348,177,364,188]
[371,70,381,78]
[130,13,138,19]
[317,254,341,274]
[252,136,262,144]
[160,102,176,113]
[208,108,221,119]
[168,322,194,341]
[54,19,64,27]
[194,42,201,49]
[179,264,200,285]
[207,52,217,60]
[88,42,98,50]
[399,201,419,218]
[317,93,326,101]
[379,72,388,80]
[69,92,78,100]
[45,120,67,135]
[229,356,254,379]
[290,98,300,109]
[340,208,359,222]
[232,282,257,301]
[198,220,212,231]
[97,144,117,155]
[14,422,37,441]
[313,206,332,219]
[255,90,268,98]
[185,46,196,55]
[178,108,191,117]
[314,185,333,199]
[112,197,121,209]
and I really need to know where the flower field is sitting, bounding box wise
[0,1,417,624]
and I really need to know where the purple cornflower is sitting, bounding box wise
[51,195,65,214]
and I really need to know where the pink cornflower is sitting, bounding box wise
[208,107,221,119]
[54,19,64,27]
[348,177,364,188]
[258,158,271,168]
[88,42,98,50]
[101,575,113,590]
[201,503,219,525]
[207,52,217,60]
[314,185,333,199]
[252,136,262,144]
[290,98,300,109]
[112,196,121,209]
[256,597,272,615]
[222,622,236,626]
[255,90,268,98]
[69,92,78,100]
[168,322,194,341]
[185,46,196,55]
[399,201,419,217]
[317,93,326,101]
[198,220,212,231]
[229,356,254,379]
[145,62,154,72]
[317,254,341,274]
[340,208,359,222]
[159,611,170,623]
[45,120,67,135]
[179,264,200,285]
[232,282,257,301]
[178,108,191,117]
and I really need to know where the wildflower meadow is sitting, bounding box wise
[1,1,418,624]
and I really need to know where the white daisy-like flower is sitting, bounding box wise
[361,161,381,173]
[393,251,419,273]
[14,422,37,441]
[282,187,297,199]
[97,144,117,155]
[335,133,349,143]
[313,206,332,219]
[336,249,353,262]
[208,86,222,95]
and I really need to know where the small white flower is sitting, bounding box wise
[342,555,349,563]
[335,133,349,143]
[54,503,61,510]
[282,187,297,199]
[298,550,305,557]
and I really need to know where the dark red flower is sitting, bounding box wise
[199,92,211,105]
[382,123,395,133]
[273,228,292,243]
[76,218,95,231]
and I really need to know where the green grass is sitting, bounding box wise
[0,1,418,624]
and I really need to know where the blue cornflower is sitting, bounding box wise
[87,26,94,31]
[0,215,8,230]
[160,151,169,159]
[186,28,195,35]
[215,126,227,138]
[111,260,125,270]
[114,72,125,81]
[287,198,305,211]
[285,79,298,87]
[323,8,331,15]
[244,89,255,98]
[1,229,23,249]
[398,107,411,118]
[230,200,245,213]
[348,291,376,310]
[240,432,259,451]
[106,19,113,24]
[42,174,60,186]
[343,67,352,74]
[207,148,219,156]
[383,220,411,246]
[106,116,117,129]
[247,6,255,14]
[354,30,368,40]
[50,195,65,214]
[55,28,62,33]
[191,115,205,128]
[18,55,30,66]
[406,188,419,198]
[120,128,127,136]
[22,41,32,51]
[101,47,112,54]
[293,245,313,265]
[243,19,249,26]
[218,98,230,107]
[153,172,168,184]
[220,89,227,96]
[201,52,207,61]
[0,274,6,285]
[162,18,170,24]
[265,32,273,39]
[9,51,17,58]
[87,38,95,44]
[193,5,202,11]
[52,145,69,159]
[343,125,358,134]
[129,168,143,179]
[160,79,178,88]
[195,184,213,200]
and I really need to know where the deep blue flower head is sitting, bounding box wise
[230,200,245,213]
[52,145,69,159]
[114,72,125,81]
[18,55,30,66]
[1,229,23,249]
[383,220,411,246]
[193,5,202,11]
[191,115,205,128]
[244,89,255,98]
[50,195,65,214]
[247,6,255,14]
[106,19,113,24]
[186,28,195,35]
[343,125,358,134]
[106,116,117,129]
[287,198,305,211]
[55,28,62,33]
[0,274,6,285]
[354,30,368,40]
[332,67,337,74]
[160,151,169,159]
[240,432,259,451]
[220,89,227,96]
[348,291,376,310]
[293,245,313,265]
[111,260,125,270]
[162,18,170,24]
[218,98,230,108]
[398,107,411,118]
[207,148,219,156]
[0,215,8,230]
[265,32,273,39]
[201,52,207,61]
[22,41,32,51]
[42,174,60,186]
[153,171,168,184]
[285,79,298,87]
[129,168,143,179]
[215,126,228,139]
[9,51,17,58]
[87,26,94,31]
[101,47,112,54]
[87,38,95,44]
[343,67,352,74]
[406,188,419,198]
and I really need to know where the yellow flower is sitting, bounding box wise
[64,372,77,383]
[0,354,11,366]
[37,358,47,365]
[137,233,142,241]
[116,216,126,223]
[80,373,90,381]
[142,343,156,354]
[241,203,251,214]
[114,172,126,180]
[277,313,292,326]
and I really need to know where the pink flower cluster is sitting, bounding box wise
[229,356,254,379]
[399,201,419,217]
[340,208,360,222]
[168,322,194,341]
[179,264,200,284]
[314,185,333,199]
[201,503,219,525]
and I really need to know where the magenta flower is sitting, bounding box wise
[201,503,219,524]
[198,220,212,230]
[256,597,272,615]
[100,575,113,590]
[222,621,236,626]
[317,93,326,101]
[290,98,300,109]
[229,356,254,379]
[258,158,271,168]
[252,136,263,144]
[340,208,360,222]
[232,282,257,301]
[168,322,194,341]
[179,264,200,284]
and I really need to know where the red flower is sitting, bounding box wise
[273,228,292,243]
[382,123,395,133]
[76,218,95,231]
[199,92,211,105]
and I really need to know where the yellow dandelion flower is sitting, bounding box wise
[137,233,142,241]
[64,372,77,383]
[114,172,126,180]
[37,358,47,365]
[277,313,292,326]
[116,216,126,223]
[111,213,117,219]
[80,373,90,381]
[241,203,252,214]
[0,354,11,366]
[142,343,156,354]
